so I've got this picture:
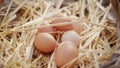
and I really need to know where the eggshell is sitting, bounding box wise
[55,41,78,67]
[72,23,83,34]
[61,30,80,46]
[38,26,56,37]
[50,14,72,31]
[34,33,56,53]
[38,26,53,32]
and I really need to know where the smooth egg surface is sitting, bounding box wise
[50,14,72,31]
[55,41,78,67]
[61,30,80,46]
[38,26,54,33]
[34,33,56,53]
[72,23,83,34]
[38,26,56,37]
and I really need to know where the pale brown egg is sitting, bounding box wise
[61,30,80,47]
[38,26,53,33]
[72,23,83,34]
[34,33,56,53]
[38,26,56,37]
[50,14,72,31]
[55,41,78,67]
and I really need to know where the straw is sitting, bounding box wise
[0,0,118,68]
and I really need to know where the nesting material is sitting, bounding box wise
[0,0,118,68]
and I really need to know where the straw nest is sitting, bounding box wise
[0,0,119,68]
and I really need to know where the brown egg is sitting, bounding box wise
[34,33,56,53]
[61,30,80,47]
[55,41,78,67]
[50,14,72,31]
[38,26,56,37]
[72,23,83,34]
[38,26,54,33]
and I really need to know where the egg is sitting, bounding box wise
[72,23,83,34]
[50,14,72,31]
[34,33,56,53]
[38,26,54,33]
[38,26,56,37]
[61,30,80,47]
[55,41,78,67]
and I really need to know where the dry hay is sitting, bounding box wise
[0,0,119,68]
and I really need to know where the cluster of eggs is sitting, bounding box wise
[34,13,83,67]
